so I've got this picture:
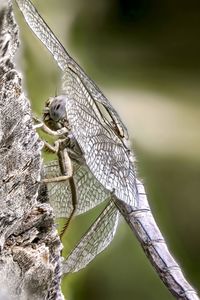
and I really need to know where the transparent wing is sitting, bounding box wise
[16,0,136,204]
[62,200,119,274]
[15,0,128,139]
[44,160,110,218]
[61,68,136,206]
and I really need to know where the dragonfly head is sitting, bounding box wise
[43,95,67,121]
[42,95,68,131]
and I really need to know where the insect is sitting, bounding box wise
[15,0,199,298]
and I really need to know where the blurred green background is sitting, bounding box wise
[14,0,200,299]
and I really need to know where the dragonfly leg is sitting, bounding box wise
[43,140,58,153]
[60,176,77,240]
[43,175,71,183]
[43,141,73,183]
[60,206,76,239]
[43,139,67,153]
[33,115,68,136]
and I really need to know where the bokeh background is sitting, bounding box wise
[14,0,200,299]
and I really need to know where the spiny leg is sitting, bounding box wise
[43,140,73,183]
[43,139,78,240]
[34,116,74,182]
[33,115,68,136]
[56,146,77,240]
[59,175,77,240]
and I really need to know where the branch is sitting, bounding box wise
[0,2,63,299]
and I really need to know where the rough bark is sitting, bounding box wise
[0,1,63,299]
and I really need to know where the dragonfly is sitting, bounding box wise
[15,0,199,299]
